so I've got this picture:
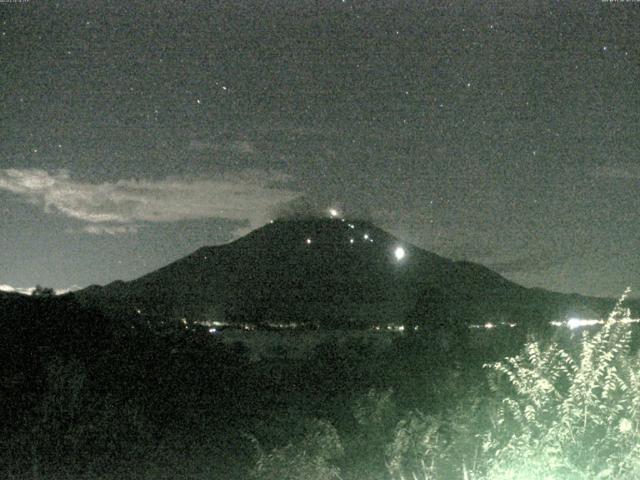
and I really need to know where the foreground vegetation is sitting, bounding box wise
[0,290,637,479]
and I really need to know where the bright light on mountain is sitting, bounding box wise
[394,246,406,261]
[329,208,339,217]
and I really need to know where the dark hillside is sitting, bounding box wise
[73,218,623,330]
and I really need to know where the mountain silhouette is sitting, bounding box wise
[73,217,620,329]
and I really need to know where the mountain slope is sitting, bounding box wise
[73,218,620,328]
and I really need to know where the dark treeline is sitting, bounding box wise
[4,291,637,479]
[0,292,501,479]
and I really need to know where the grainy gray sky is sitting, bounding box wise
[1,0,638,297]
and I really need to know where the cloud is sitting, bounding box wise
[53,285,82,295]
[0,284,80,295]
[0,284,34,295]
[79,224,139,235]
[0,168,300,235]
[592,164,640,180]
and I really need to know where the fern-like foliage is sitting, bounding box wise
[385,389,488,480]
[385,410,446,480]
[483,288,640,478]
[249,418,344,480]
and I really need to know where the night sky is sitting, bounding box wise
[1,0,638,298]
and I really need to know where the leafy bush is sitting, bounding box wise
[382,289,640,480]
[385,410,448,480]
[483,288,640,478]
[385,392,487,480]
[249,418,344,480]
[9,358,153,478]
[348,389,400,479]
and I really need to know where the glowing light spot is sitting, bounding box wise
[484,322,495,329]
[567,318,581,329]
[329,208,339,217]
[363,233,369,240]
[567,317,601,329]
[620,418,633,433]
[306,238,312,245]
[349,238,354,244]
[394,246,406,261]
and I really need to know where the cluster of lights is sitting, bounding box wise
[267,322,299,329]
[197,320,227,327]
[208,324,253,334]
[469,322,517,329]
[304,208,380,247]
[550,313,640,330]
[373,324,407,332]
[305,233,374,246]
[327,207,405,260]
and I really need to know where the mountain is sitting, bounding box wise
[72,217,622,329]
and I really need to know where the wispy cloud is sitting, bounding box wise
[0,284,35,295]
[0,284,80,295]
[79,224,140,235]
[0,168,300,235]
[0,284,18,293]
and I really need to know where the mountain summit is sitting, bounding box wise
[74,217,614,329]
